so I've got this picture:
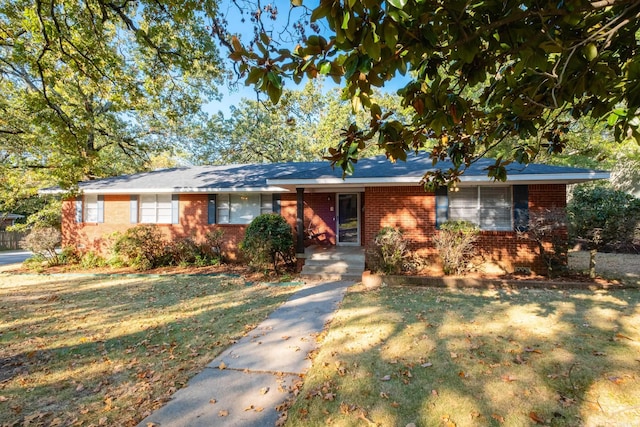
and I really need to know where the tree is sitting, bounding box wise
[221,0,640,186]
[0,0,223,206]
[568,186,640,278]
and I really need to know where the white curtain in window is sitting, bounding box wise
[230,194,261,224]
[84,194,98,223]
[140,194,172,223]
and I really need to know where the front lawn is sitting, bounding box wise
[0,273,299,426]
[286,284,640,426]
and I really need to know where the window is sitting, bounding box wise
[76,194,103,223]
[140,194,172,224]
[449,186,513,231]
[84,194,99,223]
[215,193,274,224]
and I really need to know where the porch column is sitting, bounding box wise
[296,187,305,254]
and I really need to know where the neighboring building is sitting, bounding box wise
[0,213,24,230]
[41,155,609,273]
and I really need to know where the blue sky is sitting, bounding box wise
[203,0,409,117]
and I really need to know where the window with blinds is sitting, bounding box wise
[140,194,172,224]
[215,194,274,224]
[449,186,513,231]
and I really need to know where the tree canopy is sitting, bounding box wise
[0,0,223,216]
[223,0,640,186]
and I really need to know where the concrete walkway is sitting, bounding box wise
[137,280,352,427]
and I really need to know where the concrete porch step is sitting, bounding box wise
[300,245,365,282]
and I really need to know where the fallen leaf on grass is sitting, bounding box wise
[458,371,466,378]
[524,347,542,354]
[431,389,438,397]
[323,392,335,401]
[501,374,517,382]
[615,333,633,341]
[380,375,391,381]
[450,352,458,359]
[0,395,8,402]
[491,413,505,423]
[608,376,624,384]
[380,392,389,399]
[592,351,606,356]
[558,395,576,407]
[529,411,545,424]
[391,401,400,408]
[421,362,433,368]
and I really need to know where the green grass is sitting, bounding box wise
[0,273,299,426]
[286,284,640,426]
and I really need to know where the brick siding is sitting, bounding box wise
[62,184,567,273]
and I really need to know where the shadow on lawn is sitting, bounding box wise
[0,274,297,426]
[287,286,640,426]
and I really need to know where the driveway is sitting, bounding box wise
[0,250,32,266]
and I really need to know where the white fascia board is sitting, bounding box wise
[267,177,421,186]
[458,172,610,184]
[268,172,610,187]
[51,186,291,195]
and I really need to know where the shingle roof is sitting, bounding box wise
[40,154,609,195]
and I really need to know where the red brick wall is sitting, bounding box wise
[364,186,436,258]
[362,184,568,274]
[62,195,247,260]
[61,184,567,273]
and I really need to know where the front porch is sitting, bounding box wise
[299,245,365,281]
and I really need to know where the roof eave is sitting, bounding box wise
[268,172,610,187]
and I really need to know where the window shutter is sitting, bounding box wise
[171,194,179,224]
[208,194,216,224]
[97,195,104,223]
[130,196,138,224]
[75,196,83,223]
[513,185,529,231]
[272,194,281,214]
[435,187,448,228]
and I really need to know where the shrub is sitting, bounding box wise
[111,225,166,270]
[58,246,81,265]
[433,220,479,275]
[568,185,640,277]
[167,237,202,266]
[240,214,294,273]
[366,227,408,274]
[516,208,568,277]
[80,250,107,269]
[20,227,61,266]
[204,229,225,261]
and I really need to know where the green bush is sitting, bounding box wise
[80,250,107,269]
[111,225,166,270]
[240,214,294,273]
[204,229,225,261]
[366,227,408,274]
[58,246,82,265]
[568,185,640,277]
[433,220,480,275]
[20,227,61,266]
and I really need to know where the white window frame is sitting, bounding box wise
[449,186,513,231]
[216,193,273,224]
[139,194,172,224]
[84,194,99,223]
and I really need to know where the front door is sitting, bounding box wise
[336,193,360,245]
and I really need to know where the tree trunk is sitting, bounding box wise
[589,248,597,279]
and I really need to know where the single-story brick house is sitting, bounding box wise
[42,155,608,273]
